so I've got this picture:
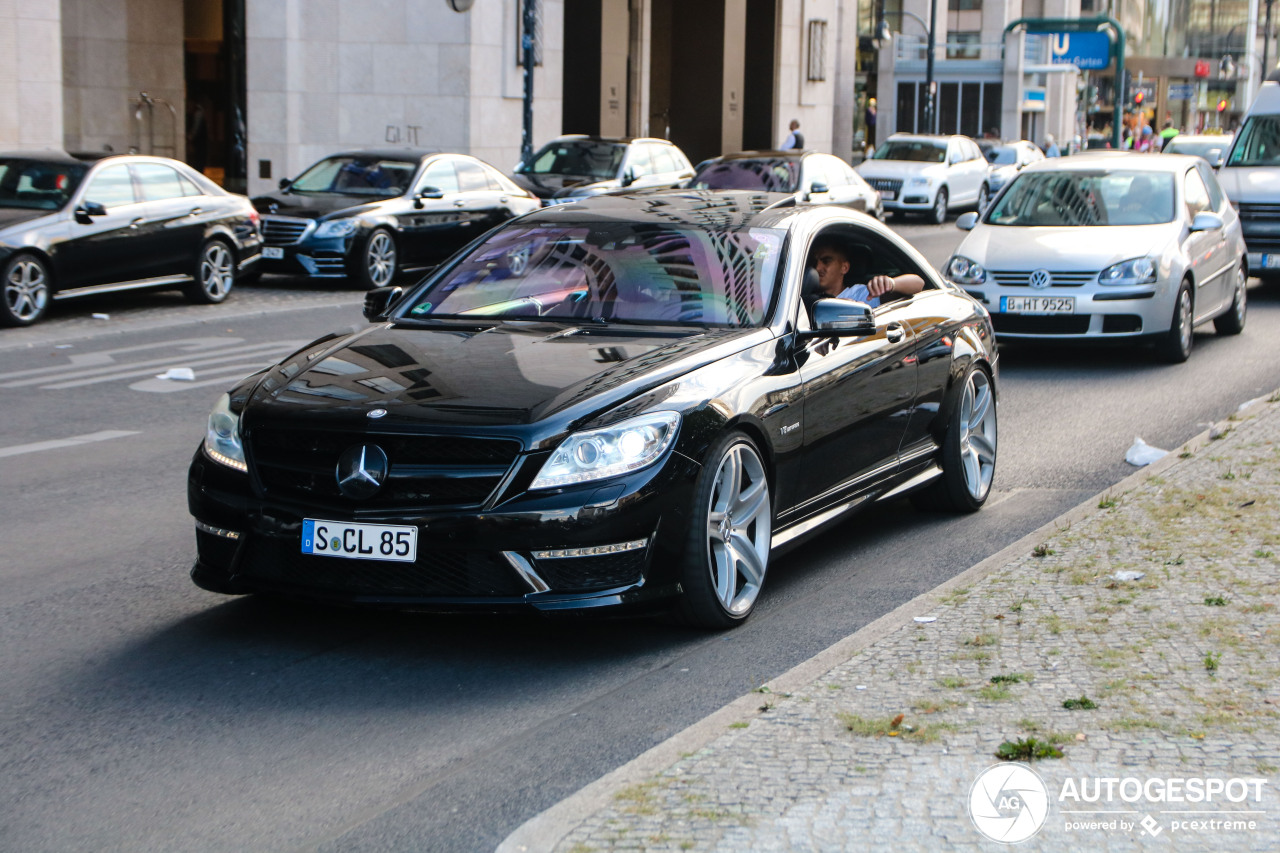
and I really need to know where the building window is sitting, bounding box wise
[947,0,982,8]
[807,19,828,82]
[947,32,981,59]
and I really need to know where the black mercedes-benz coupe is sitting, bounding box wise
[253,150,540,288]
[0,152,261,327]
[188,191,999,628]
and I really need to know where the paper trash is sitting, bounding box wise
[1124,437,1167,467]
[156,367,196,381]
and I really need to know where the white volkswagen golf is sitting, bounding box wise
[944,153,1247,362]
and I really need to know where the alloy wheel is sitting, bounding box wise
[958,369,997,501]
[932,188,948,224]
[200,242,233,300]
[5,258,49,323]
[366,232,397,288]
[1177,287,1193,355]
[1232,268,1247,327]
[705,441,771,616]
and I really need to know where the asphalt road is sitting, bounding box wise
[2,223,1278,852]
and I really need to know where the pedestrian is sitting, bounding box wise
[781,119,805,150]
[1137,125,1155,152]
[864,99,877,148]
[1044,133,1060,157]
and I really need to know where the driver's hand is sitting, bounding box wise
[866,275,896,298]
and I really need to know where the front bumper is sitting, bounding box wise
[958,282,1174,340]
[257,237,352,279]
[187,446,701,613]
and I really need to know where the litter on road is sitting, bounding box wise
[1124,437,1167,466]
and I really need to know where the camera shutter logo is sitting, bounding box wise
[336,445,389,499]
[1029,269,1053,289]
[969,763,1049,843]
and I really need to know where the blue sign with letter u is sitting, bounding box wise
[1048,32,1111,70]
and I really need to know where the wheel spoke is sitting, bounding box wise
[970,433,996,465]
[967,382,991,431]
[713,544,734,605]
[962,447,982,494]
[729,530,766,587]
[717,451,741,513]
[733,477,768,523]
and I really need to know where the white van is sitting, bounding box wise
[1218,69,1280,279]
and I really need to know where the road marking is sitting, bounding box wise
[0,430,141,458]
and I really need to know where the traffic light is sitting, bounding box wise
[1133,90,1145,108]
[1217,98,1228,113]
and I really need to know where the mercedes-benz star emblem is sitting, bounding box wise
[336,445,389,499]
[1029,269,1053,290]
[367,408,388,419]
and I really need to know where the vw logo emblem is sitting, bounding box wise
[367,408,388,419]
[336,445,388,499]
[1029,269,1052,290]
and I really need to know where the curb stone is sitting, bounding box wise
[498,390,1280,853]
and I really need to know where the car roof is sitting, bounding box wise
[1163,134,1232,143]
[0,149,93,165]
[1022,152,1199,173]
[322,149,440,161]
[542,135,677,146]
[885,134,961,143]
[703,150,810,164]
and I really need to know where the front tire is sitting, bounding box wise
[1213,265,1247,336]
[1156,280,1194,363]
[676,431,772,629]
[930,187,949,225]
[1,253,51,326]
[359,228,398,290]
[184,239,234,304]
[913,364,997,513]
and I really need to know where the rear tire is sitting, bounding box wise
[912,364,997,513]
[184,239,234,304]
[1156,280,1194,363]
[1213,265,1247,336]
[675,431,772,629]
[0,253,51,326]
[930,187,949,225]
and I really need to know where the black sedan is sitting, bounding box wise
[1,152,261,327]
[188,191,999,628]
[253,150,540,288]
[689,150,884,219]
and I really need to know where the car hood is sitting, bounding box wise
[243,321,764,441]
[956,223,1177,269]
[510,173,619,199]
[251,192,386,220]
[855,160,944,181]
[0,207,54,232]
[1216,166,1280,202]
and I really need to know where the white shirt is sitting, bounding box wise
[837,283,880,308]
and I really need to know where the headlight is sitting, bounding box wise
[203,393,247,472]
[314,218,359,239]
[1098,257,1157,286]
[946,256,987,285]
[530,411,680,489]
[907,176,933,187]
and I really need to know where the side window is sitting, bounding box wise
[968,140,982,161]
[1197,161,1225,211]
[627,147,654,178]
[805,160,830,190]
[133,163,187,202]
[179,173,204,197]
[1184,169,1211,218]
[651,145,679,174]
[455,159,490,192]
[418,160,460,195]
[83,165,137,208]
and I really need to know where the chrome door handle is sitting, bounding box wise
[886,323,905,343]
[129,218,145,229]
[453,200,466,207]
[188,207,203,216]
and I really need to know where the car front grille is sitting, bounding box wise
[866,178,903,195]
[990,314,1092,335]
[1237,202,1280,221]
[988,270,1098,288]
[248,427,523,511]
[260,216,312,245]
[532,549,648,593]
[238,538,529,598]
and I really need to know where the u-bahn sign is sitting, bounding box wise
[1048,31,1111,70]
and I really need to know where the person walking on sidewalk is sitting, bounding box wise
[781,119,805,150]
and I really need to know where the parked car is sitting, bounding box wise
[1217,70,1280,280]
[688,150,883,219]
[188,190,999,628]
[1160,133,1233,167]
[983,141,1046,195]
[510,135,694,204]
[0,151,260,327]
[253,150,539,289]
[856,133,990,224]
[945,153,1246,362]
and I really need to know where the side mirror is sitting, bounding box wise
[621,167,637,187]
[74,201,107,224]
[803,298,876,337]
[956,211,979,231]
[1189,211,1225,233]
[278,178,292,191]
[806,181,829,201]
[1206,149,1224,169]
[414,187,444,208]
[363,286,405,321]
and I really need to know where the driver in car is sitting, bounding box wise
[812,239,925,307]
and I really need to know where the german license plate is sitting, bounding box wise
[879,190,896,200]
[1263,254,1280,269]
[1001,295,1075,314]
[263,246,284,259]
[302,518,417,562]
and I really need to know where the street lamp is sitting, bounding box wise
[875,0,939,134]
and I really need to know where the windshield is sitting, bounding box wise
[289,156,416,196]
[986,170,1176,226]
[522,141,626,180]
[987,147,1018,166]
[0,159,88,210]
[1226,115,1280,167]
[1164,139,1228,161]
[691,159,799,193]
[871,140,946,163]
[400,221,786,328]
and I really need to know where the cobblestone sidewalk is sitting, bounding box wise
[509,393,1280,852]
